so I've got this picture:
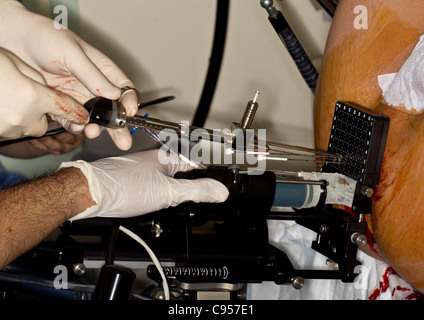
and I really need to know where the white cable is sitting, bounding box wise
[118,225,170,300]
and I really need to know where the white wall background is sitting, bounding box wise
[1,0,332,177]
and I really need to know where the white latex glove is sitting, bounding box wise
[0,48,88,139]
[0,0,138,149]
[58,149,230,220]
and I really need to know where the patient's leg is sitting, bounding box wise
[315,0,424,292]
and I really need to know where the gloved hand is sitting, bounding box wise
[58,149,230,220]
[0,0,138,149]
[0,48,88,139]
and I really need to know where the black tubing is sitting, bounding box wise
[268,11,319,94]
[192,0,229,127]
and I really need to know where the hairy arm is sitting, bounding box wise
[0,167,95,269]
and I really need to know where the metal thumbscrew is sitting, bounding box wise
[291,277,304,290]
[319,224,329,233]
[361,186,374,198]
[351,232,367,247]
[151,223,163,238]
[73,263,86,276]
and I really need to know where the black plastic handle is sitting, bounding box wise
[83,97,126,128]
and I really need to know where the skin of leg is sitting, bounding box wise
[315,0,424,292]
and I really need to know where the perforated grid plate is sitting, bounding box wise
[322,101,390,186]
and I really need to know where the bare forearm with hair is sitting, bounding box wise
[0,167,95,269]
